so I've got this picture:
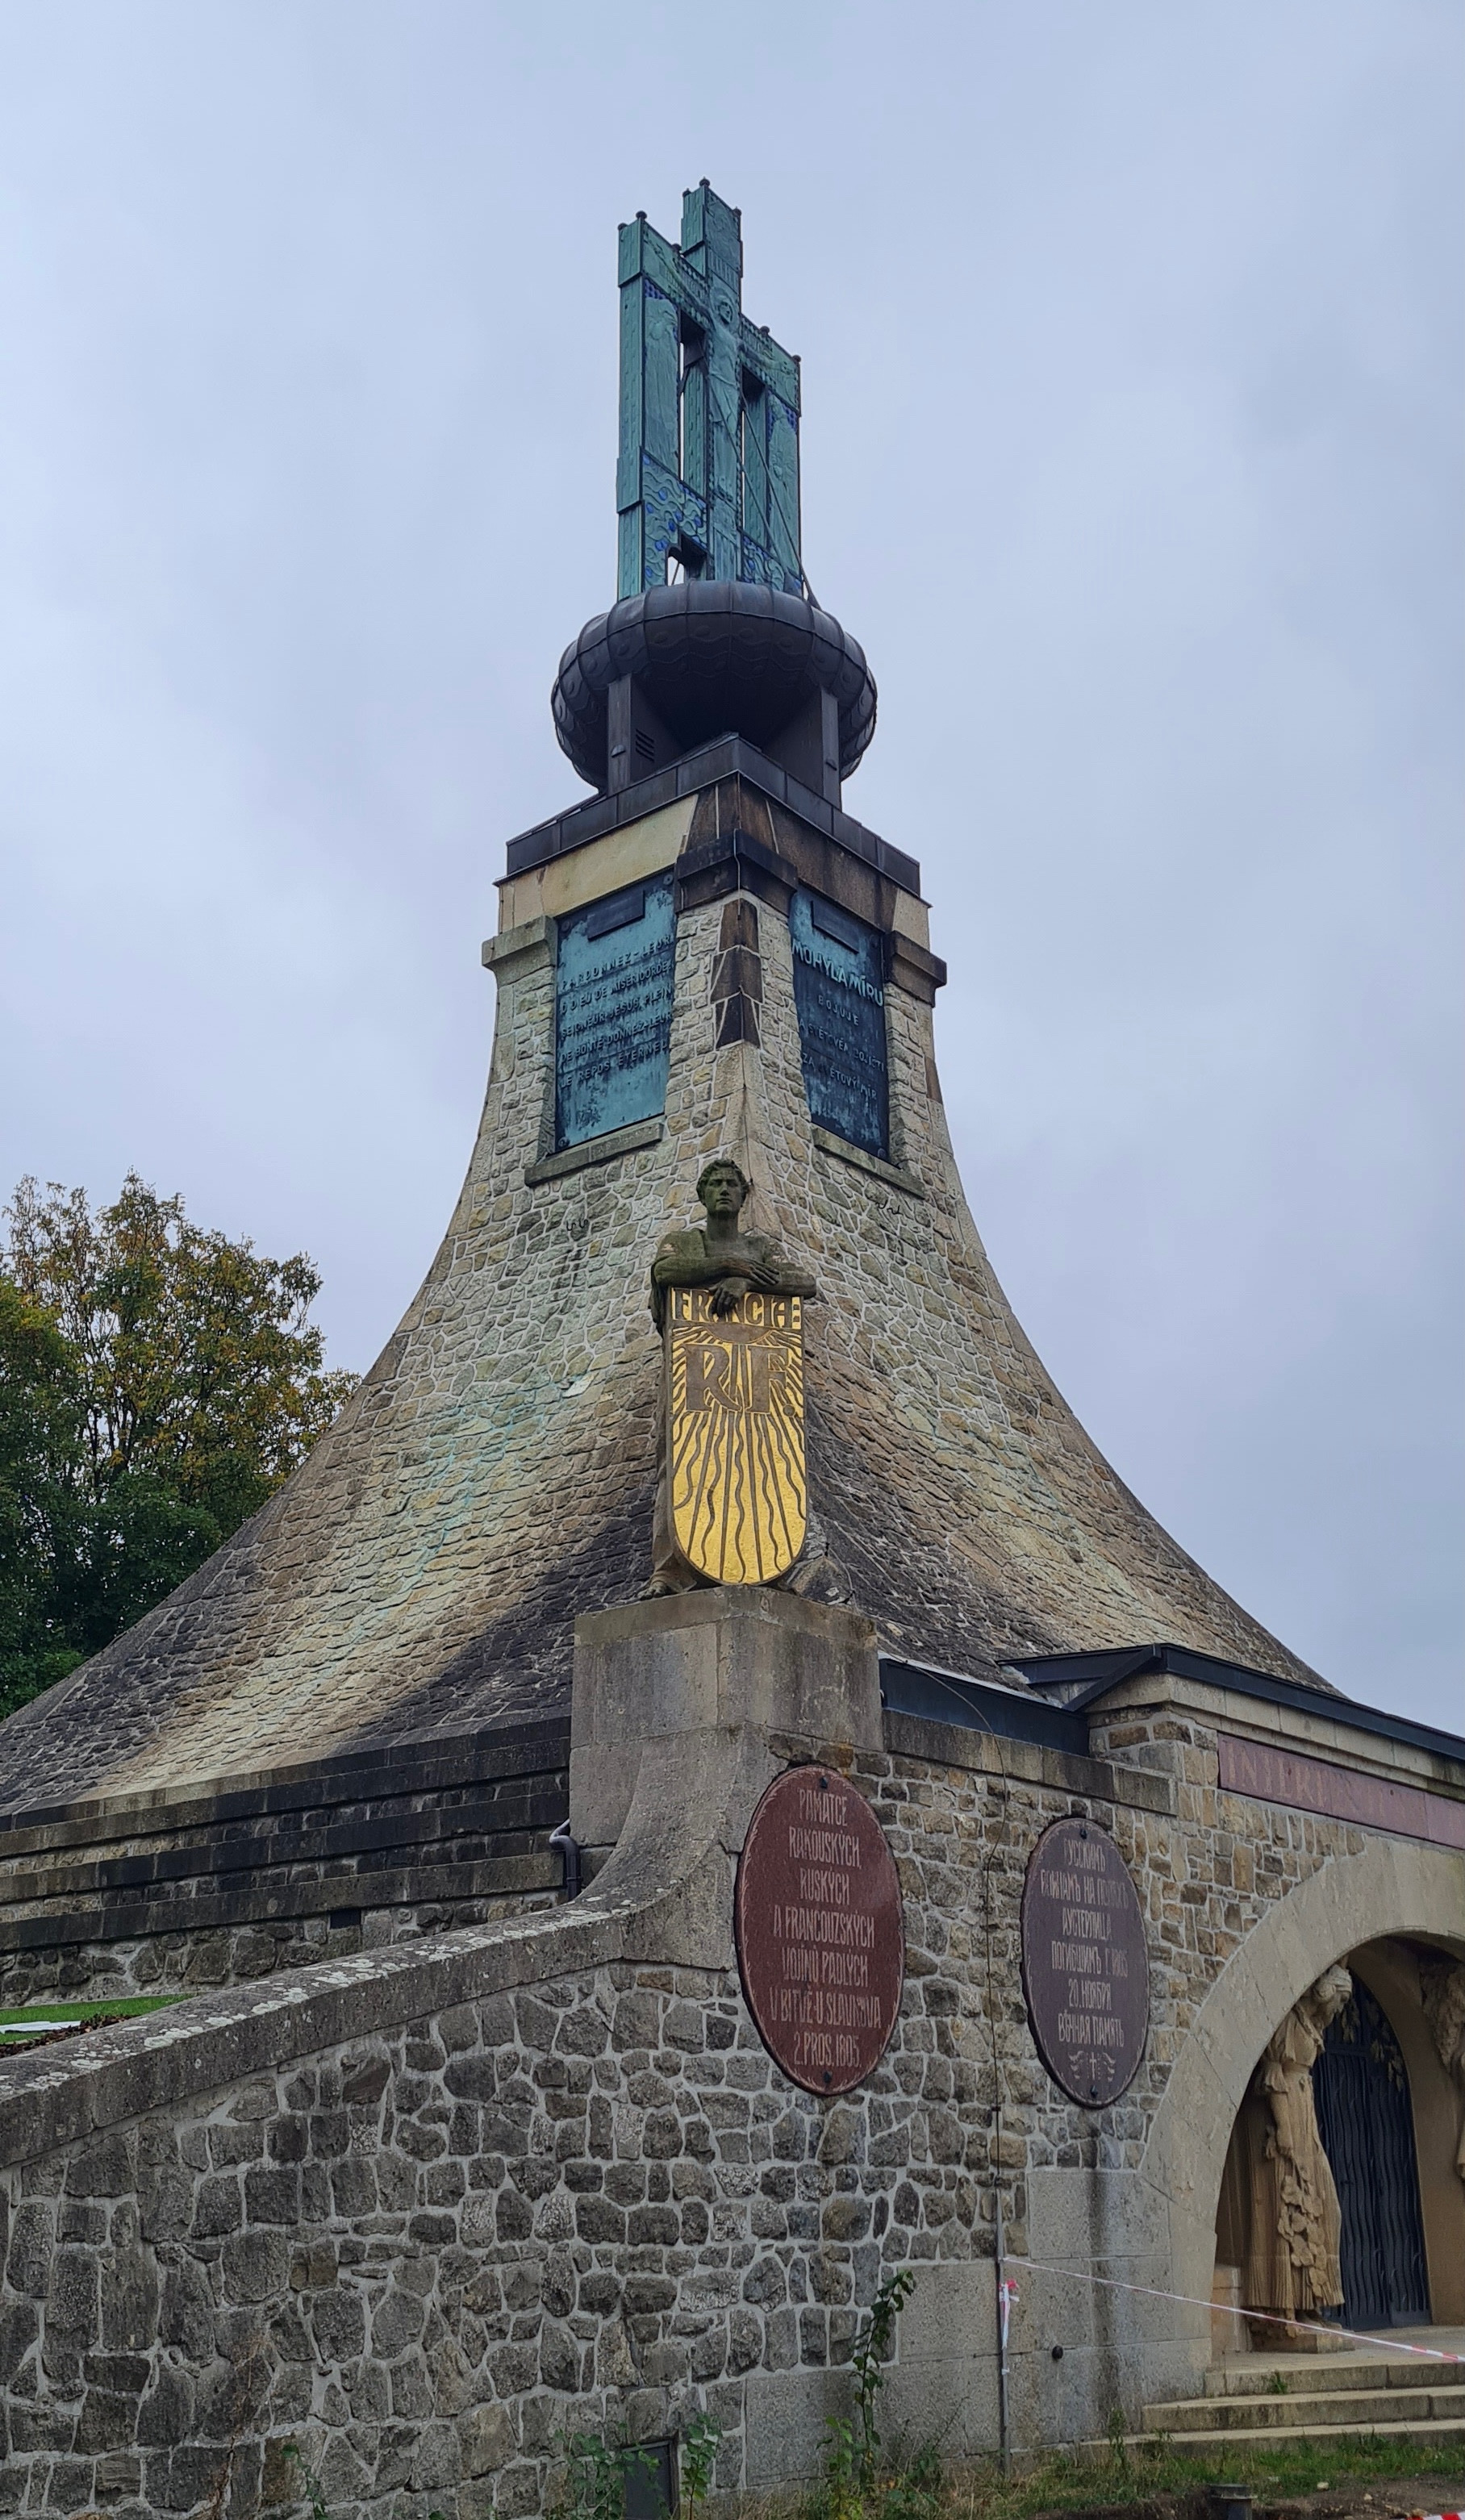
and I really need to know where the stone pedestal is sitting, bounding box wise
[1210,2263,1245,2359]
[570,1585,880,1863]
[1245,2315,1346,2353]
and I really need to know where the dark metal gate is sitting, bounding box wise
[1313,1980,1429,2329]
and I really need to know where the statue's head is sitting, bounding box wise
[1306,1966,1353,2030]
[697,1158,749,1220]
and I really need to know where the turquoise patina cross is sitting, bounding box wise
[617,182,803,600]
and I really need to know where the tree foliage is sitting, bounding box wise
[0,1173,356,1720]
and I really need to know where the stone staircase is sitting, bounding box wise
[1137,2344,1465,2458]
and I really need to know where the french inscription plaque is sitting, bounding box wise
[735,1767,904,2095]
[1020,1817,1149,2107]
[789,888,889,1162]
[555,874,676,1150]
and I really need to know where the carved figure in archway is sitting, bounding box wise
[1420,1956,1465,2180]
[1242,1966,1352,2343]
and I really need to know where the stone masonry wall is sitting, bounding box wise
[0,1728,568,2012]
[2,1697,1433,2518]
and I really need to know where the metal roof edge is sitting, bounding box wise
[878,1654,1090,1757]
[499,735,923,895]
[1009,1643,1465,1767]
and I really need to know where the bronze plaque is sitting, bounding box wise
[735,1767,904,2095]
[1020,1817,1149,2107]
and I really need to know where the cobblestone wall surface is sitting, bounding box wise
[0,778,1318,1818]
[1,1711,1408,2518]
[0,1885,563,2016]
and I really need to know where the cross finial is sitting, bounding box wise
[616,183,803,600]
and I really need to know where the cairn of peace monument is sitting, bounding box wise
[0,185,1463,2516]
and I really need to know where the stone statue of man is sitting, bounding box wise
[649,1157,816,1330]
[1242,1965,1352,2345]
[644,1159,817,1597]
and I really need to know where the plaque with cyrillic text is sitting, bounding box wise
[735,1767,904,2095]
[554,874,676,1150]
[1020,1817,1149,2107]
[789,888,889,1161]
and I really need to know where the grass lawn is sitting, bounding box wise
[0,1997,181,2021]
[736,2435,1465,2519]
[0,1996,182,2051]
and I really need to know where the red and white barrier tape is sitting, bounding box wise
[1003,2255,1465,2366]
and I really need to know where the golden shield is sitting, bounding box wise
[666,1288,806,1583]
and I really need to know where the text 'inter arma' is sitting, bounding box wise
[1020,1817,1150,2107]
[735,1768,904,2096]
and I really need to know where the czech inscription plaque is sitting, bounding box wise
[735,1767,904,2095]
[555,874,676,1149]
[789,888,889,1161]
[1020,1817,1149,2106]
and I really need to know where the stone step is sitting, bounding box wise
[1204,2355,1459,2400]
[1145,2386,1465,2434]
[1119,2414,1465,2457]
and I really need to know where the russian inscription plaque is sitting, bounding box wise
[1020,1817,1149,2106]
[735,1767,904,2095]
[555,874,676,1149]
[789,888,889,1161]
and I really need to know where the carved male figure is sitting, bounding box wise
[649,1158,816,1329]
[645,1159,816,1596]
[1242,1966,1353,2344]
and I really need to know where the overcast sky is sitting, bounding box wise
[1,3,1459,1728]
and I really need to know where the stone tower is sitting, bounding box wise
[0,183,1322,1819]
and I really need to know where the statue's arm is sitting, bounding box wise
[651,1233,725,1291]
[747,1237,818,1300]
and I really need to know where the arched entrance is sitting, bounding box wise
[1212,1953,1442,2347]
[1314,1977,1429,2328]
[1139,1841,1465,2390]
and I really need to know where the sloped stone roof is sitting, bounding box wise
[0,778,1325,1816]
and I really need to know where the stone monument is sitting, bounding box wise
[2,184,1463,2517]
[0,185,1327,1817]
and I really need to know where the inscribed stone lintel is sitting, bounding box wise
[1217,1733,1465,1850]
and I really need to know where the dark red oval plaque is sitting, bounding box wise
[735,1766,904,2095]
[1020,1817,1150,2107]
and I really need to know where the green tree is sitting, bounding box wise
[0,1276,86,1707]
[0,1173,356,1719]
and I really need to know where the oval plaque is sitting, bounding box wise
[1020,1817,1150,2106]
[735,1767,904,2095]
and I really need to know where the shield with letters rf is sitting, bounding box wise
[665,1287,806,1583]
